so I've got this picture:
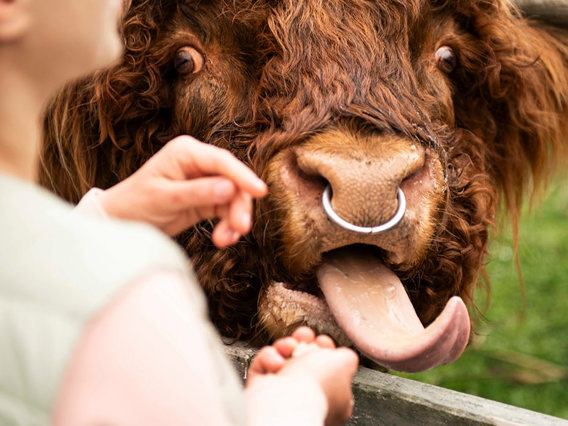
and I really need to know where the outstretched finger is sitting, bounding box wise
[335,347,360,374]
[273,336,300,358]
[169,136,268,198]
[167,177,237,210]
[248,346,286,377]
[315,334,336,349]
[228,190,253,235]
[212,218,241,248]
[291,326,316,343]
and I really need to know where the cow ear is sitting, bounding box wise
[452,1,568,216]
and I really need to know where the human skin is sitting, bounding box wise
[0,0,122,180]
[99,135,268,247]
[247,327,358,426]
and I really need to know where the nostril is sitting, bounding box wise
[283,140,431,230]
[399,149,437,199]
[296,159,329,189]
[401,167,422,188]
[291,150,329,193]
[277,150,330,204]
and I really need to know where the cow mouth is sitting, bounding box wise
[265,244,470,373]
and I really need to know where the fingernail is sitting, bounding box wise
[253,179,268,194]
[214,181,234,198]
[271,353,284,366]
[226,229,240,242]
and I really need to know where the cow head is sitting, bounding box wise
[40,0,568,372]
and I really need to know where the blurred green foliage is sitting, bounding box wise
[398,178,568,419]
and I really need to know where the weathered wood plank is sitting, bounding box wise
[224,342,568,426]
[513,0,568,27]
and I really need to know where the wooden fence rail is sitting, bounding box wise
[514,0,568,27]
[225,342,568,426]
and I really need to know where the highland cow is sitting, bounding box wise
[40,0,568,372]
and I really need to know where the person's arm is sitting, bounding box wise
[245,329,358,426]
[72,187,108,218]
[245,373,329,426]
[53,270,236,426]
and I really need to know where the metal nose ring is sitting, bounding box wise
[322,185,406,234]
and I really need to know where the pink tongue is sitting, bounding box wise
[317,247,470,372]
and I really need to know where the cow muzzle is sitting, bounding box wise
[261,128,470,372]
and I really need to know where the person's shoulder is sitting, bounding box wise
[0,174,195,316]
[2,173,188,268]
[79,213,191,275]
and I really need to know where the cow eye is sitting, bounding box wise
[174,46,204,75]
[435,46,457,74]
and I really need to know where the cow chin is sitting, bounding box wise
[258,281,352,347]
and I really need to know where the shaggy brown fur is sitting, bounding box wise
[40,0,568,344]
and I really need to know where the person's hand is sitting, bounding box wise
[246,327,359,426]
[98,135,267,247]
[247,327,338,376]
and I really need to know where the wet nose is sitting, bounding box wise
[294,136,425,229]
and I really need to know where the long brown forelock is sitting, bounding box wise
[254,0,437,158]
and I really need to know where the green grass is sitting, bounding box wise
[397,177,568,420]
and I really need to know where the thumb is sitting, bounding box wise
[166,177,237,210]
[335,348,359,376]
